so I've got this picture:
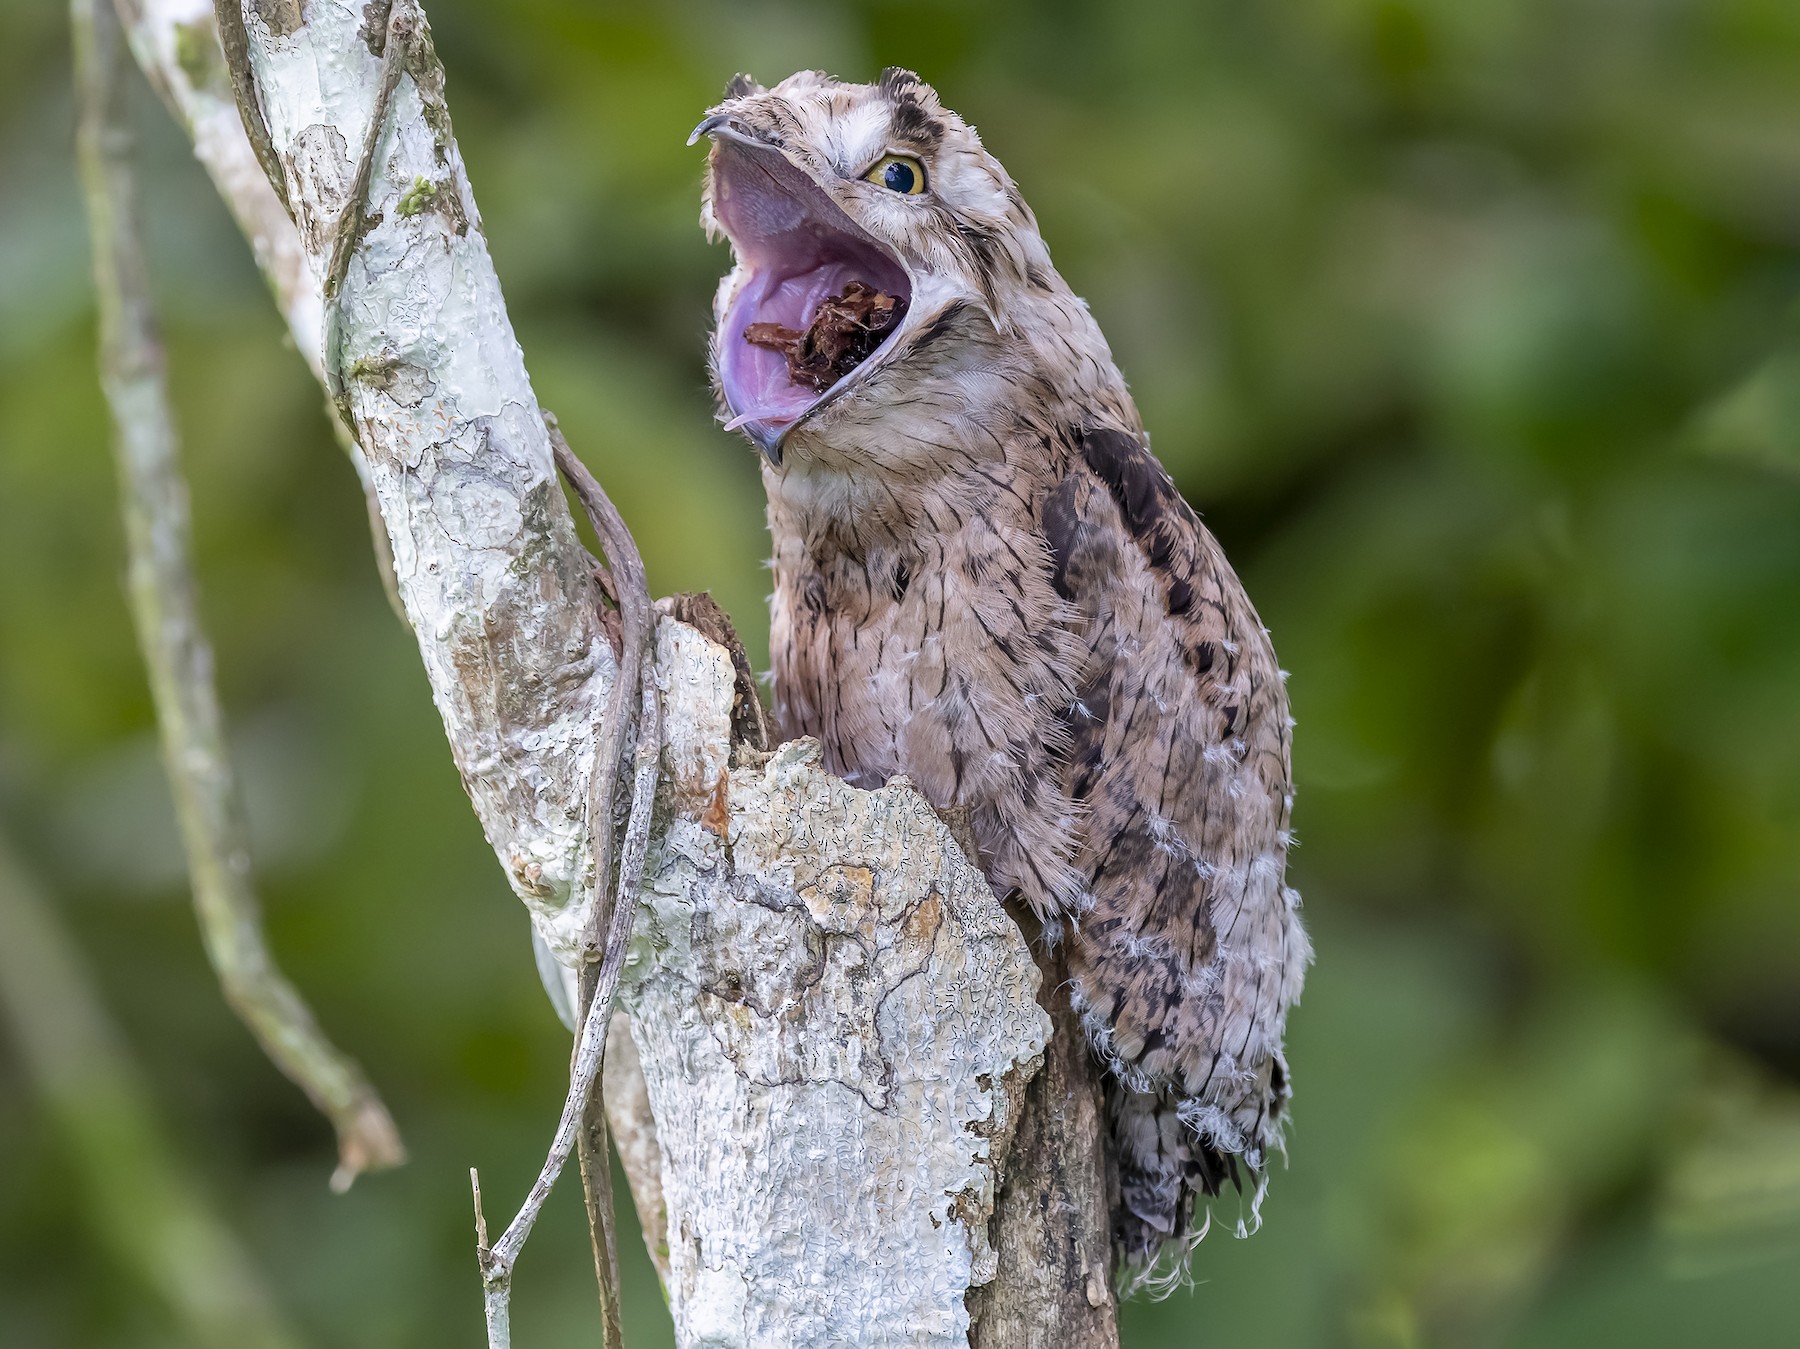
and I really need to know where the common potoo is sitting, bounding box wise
[694,68,1310,1274]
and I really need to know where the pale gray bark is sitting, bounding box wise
[112,0,319,363]
[624,621,1051,1345]
[113,0,405,612]
[121,2,1118,1343]
[227,0,615,967]
[603,1009,668,1284]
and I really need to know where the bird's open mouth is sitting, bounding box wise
[706,130,912,453]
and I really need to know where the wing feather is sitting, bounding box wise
[1044,426,1308,1265]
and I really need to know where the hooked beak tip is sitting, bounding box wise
[721,408,786,465]
[687,113,729,147]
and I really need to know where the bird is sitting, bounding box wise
[692,67,1311,1280]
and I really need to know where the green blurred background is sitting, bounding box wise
[5,1,1800,1345]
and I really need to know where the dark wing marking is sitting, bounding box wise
[1042,425,1296,1260]
[1078,426,1204,619]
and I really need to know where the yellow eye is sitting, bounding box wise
[865,154,927,196]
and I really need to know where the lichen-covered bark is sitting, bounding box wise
[631,621,1050,1347]
[219,0,616,958]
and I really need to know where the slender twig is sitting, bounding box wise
[76,0,403,1190]
[470,1169,511,1349]
[552,426,641,989]
[458,422,659,1349]
[467,418,661,1349]
[576,1087,624,1346]
[208,0,288,213]
[474,699,656,1348]
[550,416,658,1348]
[552,417,657,972]
[116,2,407,620]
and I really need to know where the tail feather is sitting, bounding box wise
[1105,1051,1289,1291]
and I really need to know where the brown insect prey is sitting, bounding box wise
[744,281,902,392]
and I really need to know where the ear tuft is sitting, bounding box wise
[878,66,922,97]
[725,72,764,99]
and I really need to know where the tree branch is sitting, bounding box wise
[602,1007,668,1285]
[969,944,1119,1347]
[553,419,657,1349]
[112,0,406,618]
[616,630,1054,1345]
[75,0,403,1191]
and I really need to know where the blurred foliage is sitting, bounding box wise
[3,1,1800,1345]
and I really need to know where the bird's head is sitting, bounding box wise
[694,68,1055,465]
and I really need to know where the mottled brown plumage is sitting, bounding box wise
[696,68,1310,1277]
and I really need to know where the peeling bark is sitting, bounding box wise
[625,620,1052,1345]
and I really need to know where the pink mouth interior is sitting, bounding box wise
[713,138,911,435]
